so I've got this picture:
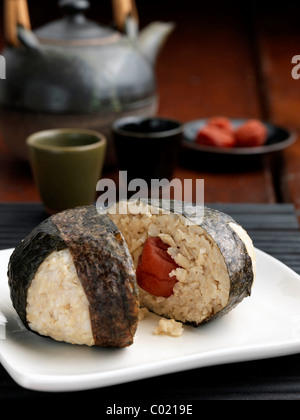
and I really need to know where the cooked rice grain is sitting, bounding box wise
[153,318,184,337]
[26,249,94,346]
[109,201,231,325]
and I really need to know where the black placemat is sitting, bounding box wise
[1,202,300,402]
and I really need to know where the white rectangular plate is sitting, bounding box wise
[1,247,300,392]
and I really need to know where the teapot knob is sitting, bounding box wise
[59,0,90,14]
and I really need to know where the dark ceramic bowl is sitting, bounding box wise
[113,116,182,185]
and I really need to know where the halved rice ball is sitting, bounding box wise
[109,200,256,326]
[8,206,139,348]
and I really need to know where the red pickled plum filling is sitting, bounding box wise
[136,237,180,298]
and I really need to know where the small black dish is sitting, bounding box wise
[183,119,297,156]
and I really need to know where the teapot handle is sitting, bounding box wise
[112,0,139,34]
[4,0,31,46]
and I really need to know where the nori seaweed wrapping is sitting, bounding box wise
[8,206,139,348]
[52,206,139,347]
[8,218,67,330]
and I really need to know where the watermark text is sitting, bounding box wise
[0,55,6,80]
[292,55,300,80]
[96,171,204,222]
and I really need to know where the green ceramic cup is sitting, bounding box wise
[27,129,107,214]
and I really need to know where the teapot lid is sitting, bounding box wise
[34,0,120,46]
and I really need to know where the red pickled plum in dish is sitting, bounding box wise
[196,125,236,148]
[207,117,233,133]
[194,117,268,149]
[136,237,180,298]
[235,119,268,147]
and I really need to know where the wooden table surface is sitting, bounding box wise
[0,0,300,216]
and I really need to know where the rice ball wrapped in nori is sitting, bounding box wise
[8,206,139,348]
[108,200,256,326]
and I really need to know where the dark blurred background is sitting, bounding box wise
[1,0,300,124]
[0,0,300,205]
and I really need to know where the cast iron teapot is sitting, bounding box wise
[0,0,174,163]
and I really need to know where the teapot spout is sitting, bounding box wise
[138,22,175,65]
